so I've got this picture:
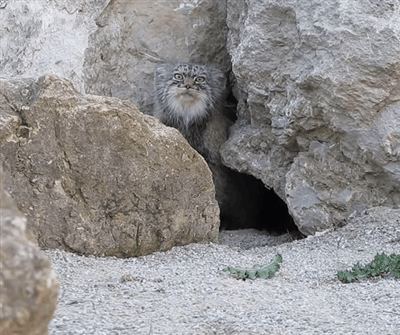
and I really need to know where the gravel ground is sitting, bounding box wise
[45,209,400,335]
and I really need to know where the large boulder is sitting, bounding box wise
[223,0,400,235]
[0,169,59,335]
[0,0,229,114]
[0,75,219,257]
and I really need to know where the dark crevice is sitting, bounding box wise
[219,89,302,238]
[223,90,238,123]
[219,171,300,237]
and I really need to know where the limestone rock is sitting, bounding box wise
[83,0,230,114]
[0,0,229,114]
[4,0,399,237]
[0,169,59,335]
[0,0,109,93]
[0,75,219,257]
[223,0,400,235]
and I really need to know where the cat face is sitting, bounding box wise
[170,64,208,109]
[154,63,226,126]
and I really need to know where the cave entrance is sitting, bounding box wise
[218,170,301,238]
[218,88,302,238]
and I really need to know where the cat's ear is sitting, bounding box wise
[213,69,227,89]
[154,64,170,79]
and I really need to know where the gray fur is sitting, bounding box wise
[152,63,234,218]
[153,63,226,124]
[152,63,229,164]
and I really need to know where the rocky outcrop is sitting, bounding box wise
[0,0,109,93]
[223,0,400,234]
[0,0,229,114]
[0,169,59,335]
[0,76,219,257]
[2,0,400,236]
[84,0,230,114]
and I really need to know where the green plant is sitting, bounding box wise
[337,253,400,283]
[223,254,282,279]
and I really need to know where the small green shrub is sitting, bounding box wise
[223,254,282,279]
[337,253,400,283]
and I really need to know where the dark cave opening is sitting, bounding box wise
[219,88,301,237]
[219,170,300,236]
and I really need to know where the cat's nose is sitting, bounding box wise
[183,83,193,89]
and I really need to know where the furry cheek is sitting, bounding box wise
[166,87,208,124]
[170,86,201,106]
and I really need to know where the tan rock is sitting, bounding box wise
[0,75,219,257]
[0,168,59,335]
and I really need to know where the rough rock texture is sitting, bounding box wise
[0,0,229,114]
[223,0,400,235]
[84,0,230,114]
[0,169,59,335]
[0,75,219,257]
[0,0,109,93]
[3,0,399,236]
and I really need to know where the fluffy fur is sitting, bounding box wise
[152,63,229,165]
[153,63,235,212]
[153,63,226,125]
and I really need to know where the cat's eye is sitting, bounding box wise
[195,76,205,83]
[174,73,184,80]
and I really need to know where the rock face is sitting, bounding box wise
[2,0,400,236]
[0,169,59,335]
[0,0,109,93]
[223,0,400,234]
[84,0,230,114]
[0,76,219,257]
[0,0,229,114]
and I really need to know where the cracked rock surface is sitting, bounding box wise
[0,76,219,257]
[0,169,59,335]
[223,0,400,234]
